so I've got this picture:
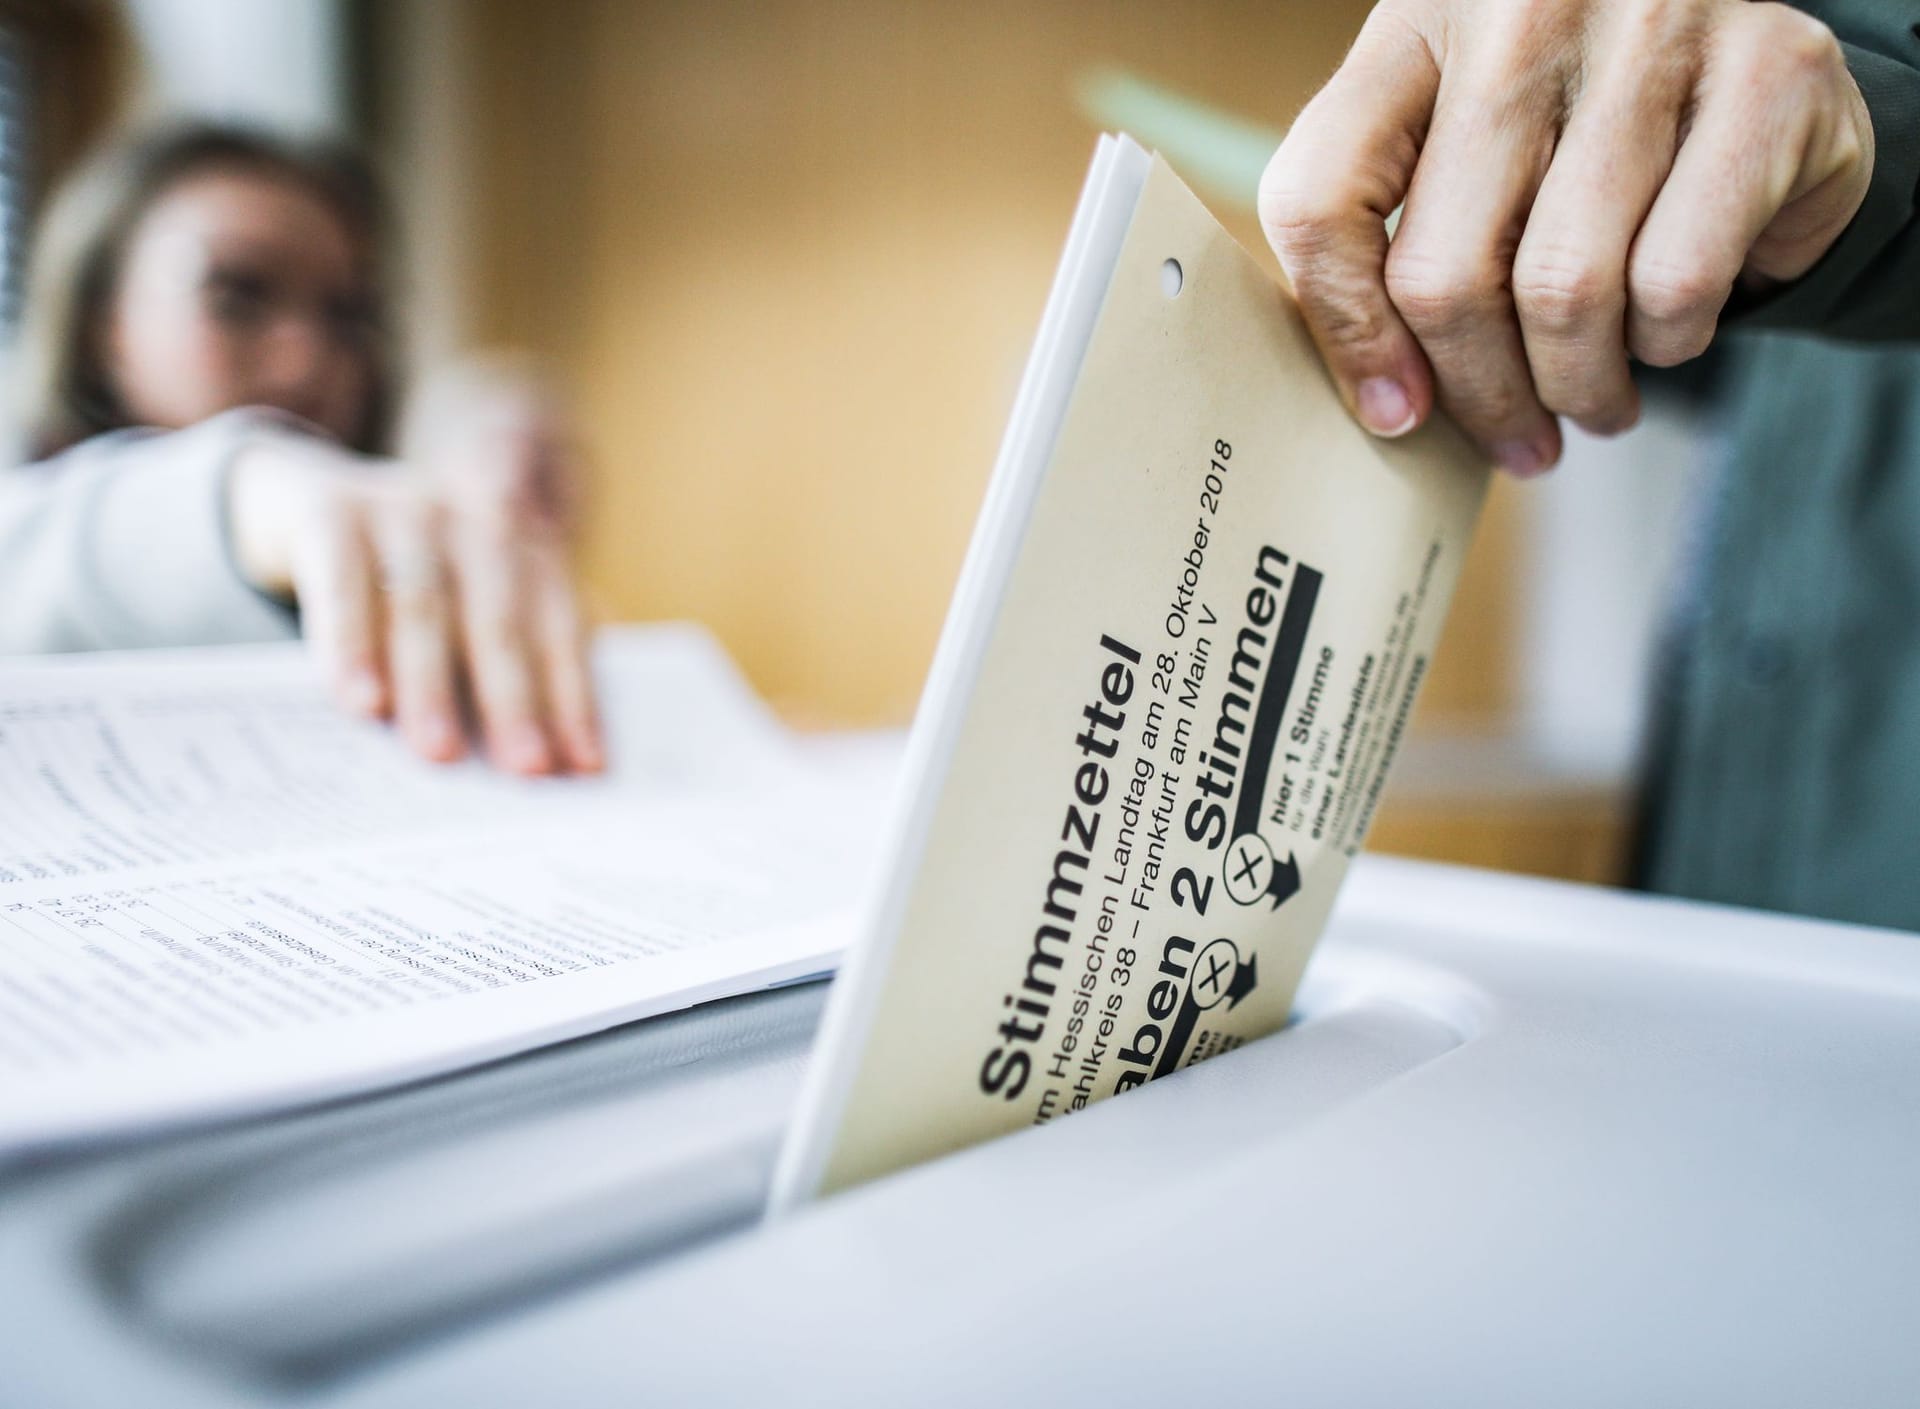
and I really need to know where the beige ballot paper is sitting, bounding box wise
[770,134,1488,1209]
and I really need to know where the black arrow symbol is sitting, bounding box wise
[1226,953,1259,1009]
[1264,852,1301,910]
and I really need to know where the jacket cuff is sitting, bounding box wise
[1731,42,1920,334]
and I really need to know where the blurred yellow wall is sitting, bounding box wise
[390,0,1391,722]
[373,0,1627,883]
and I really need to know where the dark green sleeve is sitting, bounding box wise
[1734,3,1920,339]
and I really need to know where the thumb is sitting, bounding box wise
[1745,59,1874,284]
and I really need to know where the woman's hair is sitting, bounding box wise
[14,121,398,458]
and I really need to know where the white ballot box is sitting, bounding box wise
[3,856,1918,1408]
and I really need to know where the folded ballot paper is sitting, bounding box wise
[771,135,1489,1208]
[0,625,889,1156]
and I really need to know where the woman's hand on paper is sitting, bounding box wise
[1258,0,1874,473]
[227,400,602,776]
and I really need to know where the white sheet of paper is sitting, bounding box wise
[0,626,887,1156]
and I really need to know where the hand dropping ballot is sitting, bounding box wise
[771,135,1489,1209]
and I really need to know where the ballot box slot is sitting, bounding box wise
[51,950,1479,1390]
[771,953,1479,1285]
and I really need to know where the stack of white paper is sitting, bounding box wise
[0,625,890,1156]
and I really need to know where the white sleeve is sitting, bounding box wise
[0,411,300,654]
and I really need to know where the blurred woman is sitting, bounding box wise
[0,123,599,776]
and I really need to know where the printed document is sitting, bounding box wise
[0,626,886,1154]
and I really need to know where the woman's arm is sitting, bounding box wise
[1,405,600,776]
[0,411,297,654]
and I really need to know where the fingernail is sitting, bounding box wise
[1356,377,1417,437]
[498,723,551,775]
[1494,439,1547,477]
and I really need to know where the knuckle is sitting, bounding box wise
[1774,8,1842,70]
[1833,118,1868,175]
[1821,67,1875,176]
[460,603,523,666]
[1359,0,1421,35]
[1619,0,1675,40]
[1473,0,1584,100]
[1516,0,1574,30]
[1384,247,1504,335]
[1743,7,1842,84]
[1512,248,1619,335]
[1298,278,1394,353]
[1257,164,1343,264]
[1261,174,1401,358]
[1614,0,1710,66]
[389,587,446,630]
[1629,257,1724,333]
